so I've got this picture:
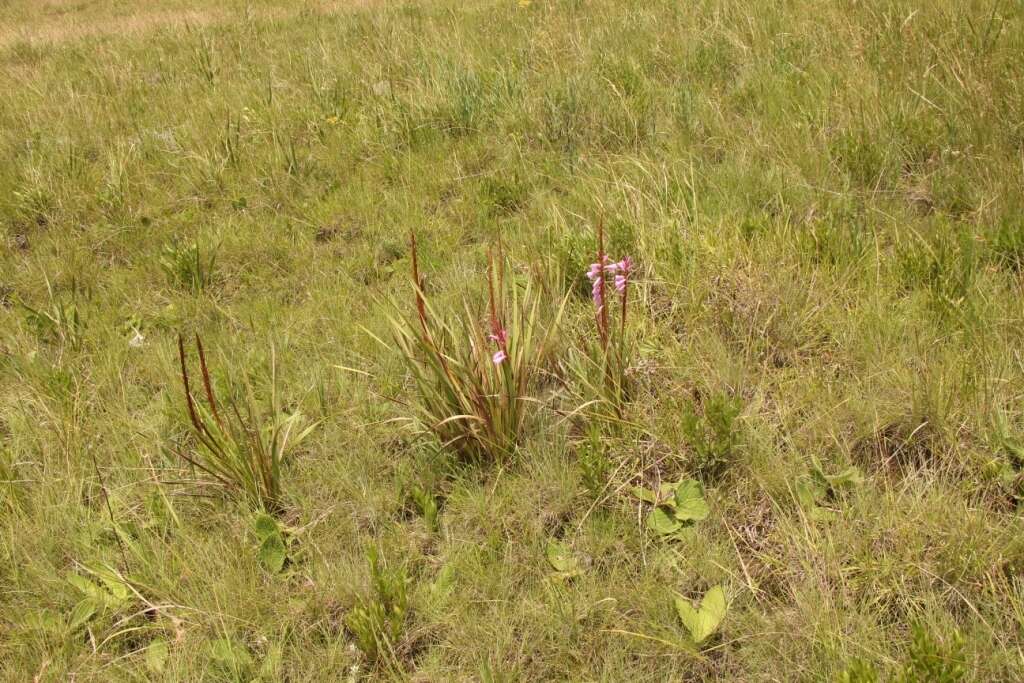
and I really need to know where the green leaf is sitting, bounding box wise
[208,638,254,672]
[648,506,682,535]
[258,532,287,573]
[794,478,819,510]
[659,482,679,505]
[545,540,579,575]
[145,639,169,674]
[431,563,457,598]
[675,585,727,644]
[69,598,98,631]
[253,513,279,542]
[66,573,96,597]
[825,465,863,491]
[93,566,131,603]
[673,480,709,521]
[631,486,658,504]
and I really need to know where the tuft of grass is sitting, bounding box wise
[159,240,219,293]
[345,547,410,668]
[681,391,743,481]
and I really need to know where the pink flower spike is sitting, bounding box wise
[614,274,627,293]
[492,349,507,365]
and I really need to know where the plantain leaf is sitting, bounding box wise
[259,532,287,573]
[648,506,682,535]
[673,479,709,521]
[545,540,578,574]
[69,598,98,631]
[253,513,279,542]
[631,486,658,504]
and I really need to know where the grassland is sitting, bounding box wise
[2,0,1024,679]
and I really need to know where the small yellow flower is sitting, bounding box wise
[518,0,531,7]
[325,115,339,126]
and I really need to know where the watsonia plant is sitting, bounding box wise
[383,234,562,462]
[570,222,636,420]
[175,335,317,514]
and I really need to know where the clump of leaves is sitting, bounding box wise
[577,426,611,500]
[839,625,966,683]
[383,234,563,462]
[17,277,84,351]
[396,458,443,531]
[674,585,727,645]
[207,637,257,680]
[896,624,966,683]
[176,335,318,514]
[633,478,709,538]
[346,548,410,665]
[839,659,881,683]
[981,417,1024,510]
[681,392,742,480]
[795,456,863,520]
[545,539,582,581]
[253,513,290,573]
[66,564,135,636]
[160,239,219,292]
[409,485,440,531]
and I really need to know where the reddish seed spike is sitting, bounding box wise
[195,334,223,429]
[410,230,429,334]
[178,334,202,432]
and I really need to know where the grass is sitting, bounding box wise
[1,0,1024,679]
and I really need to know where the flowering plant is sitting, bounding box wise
[575,222,637,420]
[382,234,563,462]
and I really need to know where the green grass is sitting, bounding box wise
[2,0,1024,679]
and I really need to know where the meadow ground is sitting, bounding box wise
[2,0,1024,680]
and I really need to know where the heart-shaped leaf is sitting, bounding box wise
[673,480,709,522]
[675,585,727,644]
[648,506,682,535]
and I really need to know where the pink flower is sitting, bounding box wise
[587,257,619,281]
[489,324,508,365]
[614,256,633,294]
